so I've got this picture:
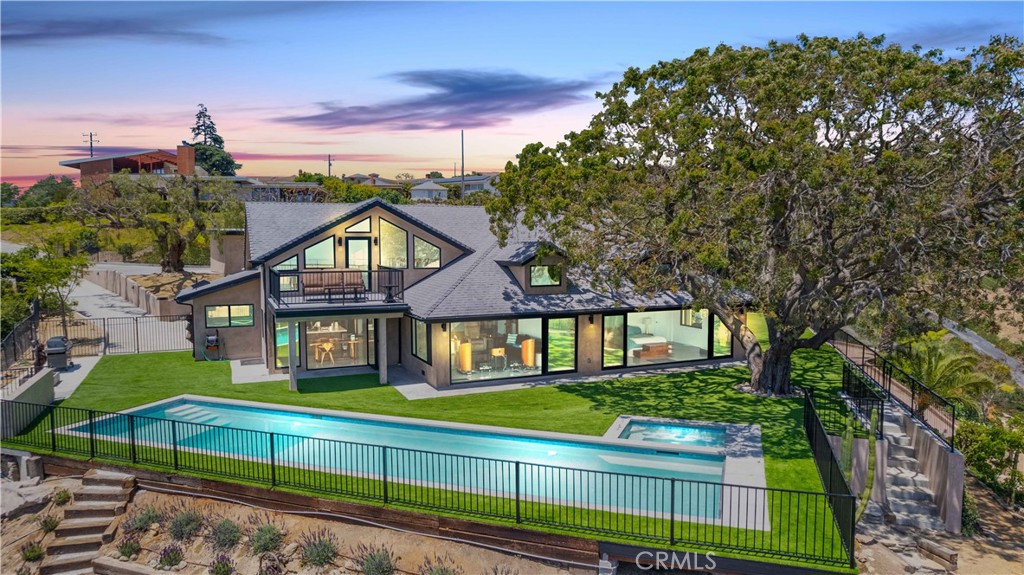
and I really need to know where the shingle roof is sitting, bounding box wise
[244,201,693,319]
[175,269,260,302]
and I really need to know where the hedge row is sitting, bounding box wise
[0,206,66,226]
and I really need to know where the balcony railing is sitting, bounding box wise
[269,269,404,306]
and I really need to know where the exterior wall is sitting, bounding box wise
[80,159,114,185]
[386,317,401,365]
[1,369,55,438]
[211,233,246,275]
[902,412,965,533]
[577,312,605,375]
[187,277,263,361]
[175,145,195,176]
[399,317,451,387]
[84,270,191,316]
[262,206,465,289]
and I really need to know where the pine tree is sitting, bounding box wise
[191,103,224,149]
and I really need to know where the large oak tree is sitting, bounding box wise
[489,35,1023,395]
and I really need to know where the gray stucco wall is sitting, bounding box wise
[902,413,965,533]
[1,369,55,438]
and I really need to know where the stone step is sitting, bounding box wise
[884,410,904,424]
[64,501,125,519]
[883,422,905,435]
[890,510,946,531]
[74,485,132,503]
[888,468,931,488]
[889,455,920,472]
[55,518,110,538]
[889,498,941,515]
[47,534,104,555]
[888,442,916,458]
[40,551,94,575]
[888,485,935,501]
[82,469,135,489]
[888,433,912,446]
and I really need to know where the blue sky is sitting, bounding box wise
[2,1,1021,185]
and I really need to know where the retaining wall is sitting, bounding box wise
[901,412,965,533]
[85,270,191,316]
[1,369,54,438]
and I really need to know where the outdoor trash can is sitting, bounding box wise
[45,336,71,370]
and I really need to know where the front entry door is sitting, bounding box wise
[346,238,371,288]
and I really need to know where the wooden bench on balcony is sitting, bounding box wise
[302,272,366,303]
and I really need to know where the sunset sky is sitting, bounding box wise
[2,1,1021,188]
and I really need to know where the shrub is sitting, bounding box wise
[38,514,60,533]
[123,505,161,533]
[0,206,64,226]
[52,488,72,506]
[249,523,283,555]
[209,518,242,551]
[419,553,463,575]
[169,508,204,541]
[20,541,44,562]
[208,553,235,575]
[76,228,101,254]
[116,242,136,262]
[353,542,400,575]
[962,490,981,536]
[299,528,339,568]
[158,544,185,568]
[117,534,141,558]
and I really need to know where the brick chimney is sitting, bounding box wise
[368,172,379,185]
[176,145,196,176]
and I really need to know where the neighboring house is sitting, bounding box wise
[409,181,448,202]
[60,146,197,185]
[341,173,406,190]
[175,198,741,390]
[429,174,499,195]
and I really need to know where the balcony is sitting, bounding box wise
[269,269,404,307]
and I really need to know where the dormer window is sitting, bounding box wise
[529,265,561,287]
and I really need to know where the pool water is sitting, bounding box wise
[619,422,726,448]
[75,398,725,516]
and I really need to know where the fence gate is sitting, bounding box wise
[3,315,192,363]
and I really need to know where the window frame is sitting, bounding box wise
[345,217,371,233]
[205,304,255,328]
[303,236,336,269]
[378,217,408,269]
[528,265,562,287]
[411,318,431,364]
[272,256,298,292]
[543,316,578,373]
[412,235,442,269]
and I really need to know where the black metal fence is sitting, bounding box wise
[829,329,956,450]
[1,313,39,370]
[0,398,855,569]
[802,390,856,566]
[0,315,191,364]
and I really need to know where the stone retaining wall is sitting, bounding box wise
[85,270,191,316]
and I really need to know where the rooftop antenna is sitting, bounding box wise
[82,132,99,157]
[327,154,333,178]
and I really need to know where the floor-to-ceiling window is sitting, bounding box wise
[274,321,300,369]
[546,317,576,372]
[712,314,733,358]
[450,318,543,383]
[306,318,370,370]
[604,308,720,369]
[602,315,626,368]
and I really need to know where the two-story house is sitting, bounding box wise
[175,198,742,390]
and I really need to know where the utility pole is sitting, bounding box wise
[327,154,333,178]
[461,130,465,198]
[82,132,99,157]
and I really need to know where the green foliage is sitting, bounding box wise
[890,338,997,419]
[299,528,338,568]
[123,505,162,533]
[20,541,44,561]
[208,518,242,551]
[961,490,980,536]
[958,417,1024,505]
[294,170,326,184]
[247,517,283,555]
[208,553,235,575]
[52,488,71,506]
[3,243,89,330]
[116,242,136,262]
[15,175,76,207]
[353,542,400,575]
[0,206,66,225]
[425,171,444,179]
[38,514,60,533]
[490,36,1024,396]
[169,507,204,541]
[158,544,185,567]
[192,104,225,148]
[1,182,19,205]
[194,144,241,176]
[418,554,463,575]
[321,178,409,204]
[118,534,142,557]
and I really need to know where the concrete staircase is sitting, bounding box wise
[40,469,135,575]
[875,412,945,531]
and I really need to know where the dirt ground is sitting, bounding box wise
[128,272,222,299]
[100,489,574,575]
[1,476,81,575]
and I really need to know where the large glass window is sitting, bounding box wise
[450,318,543,384]
[306,318,369,370]
[274,321,300,368]
[273,256,298,292]
[346,217,370,233]
[546,317,576,372]
[379,219,408,268]
[205,305,254,328]
[529,265,561,287]
[625,309,708,367]
[304,237,335,269]
[413,236,441,269]
[411,318,430,363]
[602,315,625,368]
[712,313,733,358]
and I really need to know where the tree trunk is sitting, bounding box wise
[753,340,796,395]
[161,237,187,273]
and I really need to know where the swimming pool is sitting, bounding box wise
[70,396,726,517]
[618,421,725,448]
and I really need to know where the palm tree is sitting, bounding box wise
[891,342,996,420]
